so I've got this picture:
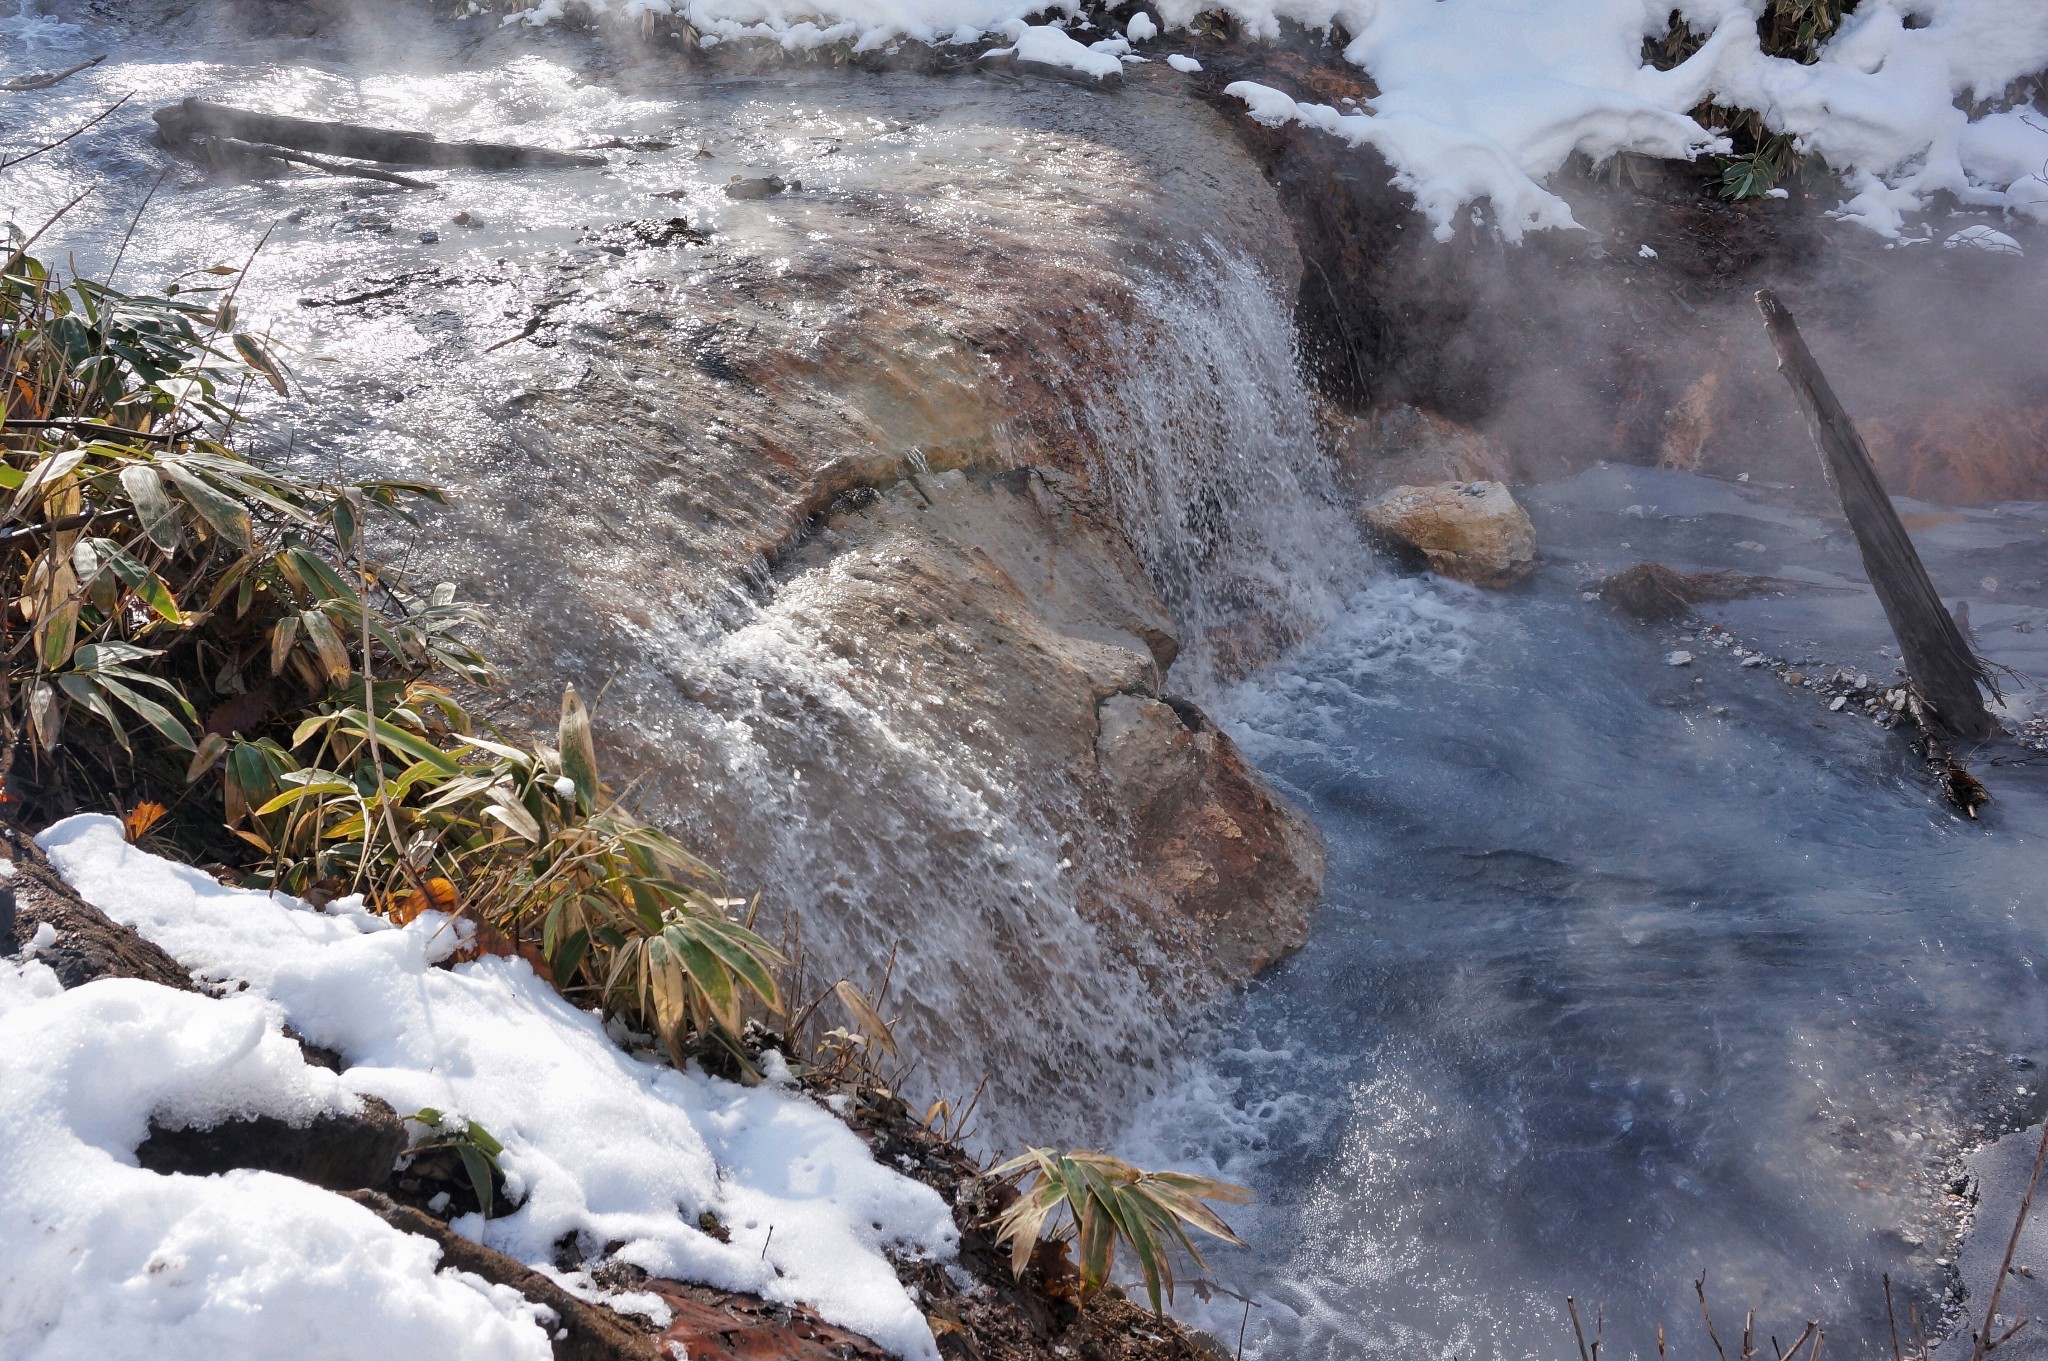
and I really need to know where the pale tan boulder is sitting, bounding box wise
[1359,480,1537,587]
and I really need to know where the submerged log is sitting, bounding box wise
[1755,289,1999,741]
[188,133,435,188]
[152,98,605,170]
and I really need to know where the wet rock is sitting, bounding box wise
[1326,402,1510,498]
[1,825,192,992]
[1597,561,1780,621]
[137,1097,408,1192]
[723,175,786,199]
[1358,480,1536,587]
[1096,692,1323,977]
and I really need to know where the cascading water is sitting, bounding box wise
[612,249,1359,1143]
[1054,247,1365,690]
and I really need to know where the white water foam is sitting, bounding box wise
[1057,247,1364,692]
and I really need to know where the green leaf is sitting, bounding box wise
[160,461,253,548]
[57,673,126,751]
[457,1143,496,1221]
[119,463,183,552]
[94,675,197,752]
[463,1120,505,1160]
[253,779,358,816]
[98,541,184,622]
[557,684,599,815]
[37,582,81,670]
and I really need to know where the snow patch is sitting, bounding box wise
[1946,223,2026,254]
[27,816,957,1360]
[0,961,553,1359]
[985,21,1126,78]
[496,0,2048,240]
[1167,52,1203,72]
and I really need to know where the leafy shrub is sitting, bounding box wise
[1644,0,1857,198]
[245,684,783,1064]
[1,226,476,830]
[989,1149,1251,1315]
[3,210,779,1065]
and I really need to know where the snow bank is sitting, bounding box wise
[1229,0,2048,240]
[493,0,2048,240]
[985,20,1127,78]
[26,815,957,1361]
[0,961,554,1360]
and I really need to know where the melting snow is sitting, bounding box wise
[497,0,2048,241]
[4,815,955,1361]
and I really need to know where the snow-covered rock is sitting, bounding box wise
[8,816,958,1361]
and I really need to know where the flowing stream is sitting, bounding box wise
[8,15,2048,1361]
[1127,472,2048,1360]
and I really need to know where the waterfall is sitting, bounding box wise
[604,248,1356,1145]
[1056,247,1367,693]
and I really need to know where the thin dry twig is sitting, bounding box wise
[1568,1297,1592,1361]
[1974,1120,2048,1361]
[0,92,131,170]
[1698,1276,1731,1361]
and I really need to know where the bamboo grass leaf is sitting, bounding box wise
[118,463,182,552]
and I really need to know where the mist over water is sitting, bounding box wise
[1123,471,2048,1361]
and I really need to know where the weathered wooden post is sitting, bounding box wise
[1754,289,1998,741]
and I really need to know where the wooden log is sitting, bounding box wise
[152,98,605,170]
[1755,288,1999,740]
[2,54,106,92]
[189,133,436,188]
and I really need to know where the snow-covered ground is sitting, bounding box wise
[1,815,956,1361]
[481,0,2048,242]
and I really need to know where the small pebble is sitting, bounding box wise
[1830,696,1847,711]
[1665,650,1693,667]
[1742,656,1766,668]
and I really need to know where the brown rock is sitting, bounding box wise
[2,824,193,992]
[1095,694,1323,977]
[342,1190,661,1361]
[1597,562,1781,621]
[137,1096,408,1193]
[644,1280,890,1360]
[1327,402,1511,498]
[1359,481,1536,587]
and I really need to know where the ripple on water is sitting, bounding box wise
[1127,523,2048,1361]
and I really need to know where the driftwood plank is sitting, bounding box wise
[153,98,604,170]
[1755,288,1998,740]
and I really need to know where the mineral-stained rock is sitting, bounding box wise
[1359,480,1537,587]
[1327,402,1512,498]
[137,1097,408,1193]
[1096,693,1323,977]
